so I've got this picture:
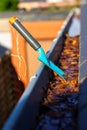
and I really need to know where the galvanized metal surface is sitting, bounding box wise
[79,5,87,82]
[68,17,80,37]
[2,10,75,130]
[79,78,87,130]
[78,4,87,130]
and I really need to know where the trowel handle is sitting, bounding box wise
[9,16,41,50]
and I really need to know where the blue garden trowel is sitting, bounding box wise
[9,16,66,80]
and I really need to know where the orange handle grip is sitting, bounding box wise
[9,16,17,25]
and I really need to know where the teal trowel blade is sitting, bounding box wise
[37,47,66,79]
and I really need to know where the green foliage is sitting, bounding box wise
[0,0,19,11]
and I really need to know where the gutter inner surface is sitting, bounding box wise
[36,19,80,130]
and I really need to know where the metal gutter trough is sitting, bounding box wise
[2,8,81,130]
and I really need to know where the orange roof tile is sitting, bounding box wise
[23,20,64,40]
